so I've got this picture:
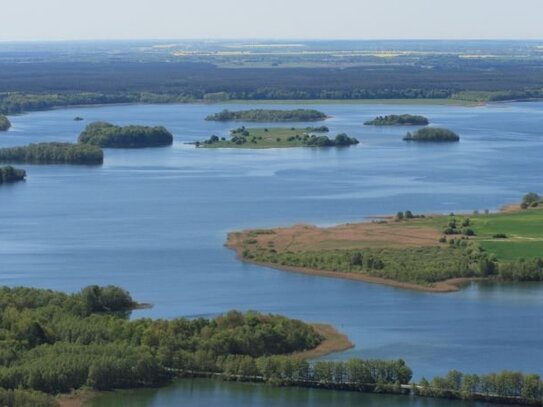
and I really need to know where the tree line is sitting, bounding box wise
[0,143,103,165]
[205,109,327,122]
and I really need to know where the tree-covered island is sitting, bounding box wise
[205,109,327,122]
[0,143,103,165]
[403,127,460,142]
[364,114,429,126]
[197,127,358,149]
[78,122,173,148]
[0,166,26,184]
[0,114,11,131]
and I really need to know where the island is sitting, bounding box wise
[73,116,84,121]
[78,121,174,148]
[0,166,26,184]
[0,142,103,165]
[227,196,543,293]
[403,127,459,142]
[196,127,358,149]
[205,109,327,122]
[365,114,429,126]
[0,114,11,131]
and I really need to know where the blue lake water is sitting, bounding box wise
[1,101,542,406]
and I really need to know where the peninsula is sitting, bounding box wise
[404,127,459,142]
[197,127,358,149]
[78,122,173,148]
[0,143,103,165]
[365,114,429,126]
[227,195,543,292]
[205,109,327,122]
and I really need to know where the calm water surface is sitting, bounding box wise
[1,102,542,406]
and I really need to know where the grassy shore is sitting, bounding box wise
[227,205,543,292]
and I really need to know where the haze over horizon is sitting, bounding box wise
[1,0,543,42]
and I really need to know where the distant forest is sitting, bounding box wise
[1,60,543,113]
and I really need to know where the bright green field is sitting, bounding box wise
[405,207,543,261]
[200,127,326,149]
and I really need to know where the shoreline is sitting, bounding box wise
[226,202,526,294]
[226,238,484,293]
[61,322,353,407]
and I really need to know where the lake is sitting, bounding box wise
[1,101,542,406]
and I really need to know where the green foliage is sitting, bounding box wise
[205,109,327,122]
[416,370,542,402]
[521,192,541,209]
[365,114,429,126]
[0,143,103,165]
[0,387,57,407]
[0,286,322,396]
[78,122,173,148]
[0,114,11,131]
[241,244,488,285]
[0,166,26,184]
[404,127,459,142]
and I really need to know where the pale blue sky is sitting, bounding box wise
[1,0,542,41]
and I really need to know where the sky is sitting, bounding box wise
[1,0,542,41]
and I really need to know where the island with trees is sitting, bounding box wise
[78,121,173,148]
[403,127,460,142]
[227,194,543,293]
[0,114,11,131]
[365,114,429,126]
[205,109,327,122]
[0,166,26,184]
[197,127,358,149]
[0,143,104,165]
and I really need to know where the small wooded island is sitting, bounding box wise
[365,114,429,126]
[0,166,26,184]
[196,127,358,149]
[228,195,543,293]
[0,114,11,131]
[0,142,103,165]
[404,127,459,142]
[78,121,173,148]
[205,109,327,122]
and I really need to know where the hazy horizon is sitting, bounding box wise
[2,0,543,41]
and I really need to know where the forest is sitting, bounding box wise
[0,166,26,184]
[205,109,327,122]
[78,122,173,148]
[404,128,460,142]
[365,114,429,126]
[0,143,103,165]
[0,114,10,131]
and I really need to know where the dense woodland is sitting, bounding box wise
[0,286,323,396]
[0,114,11,131]
[205,109,327,122]
[0,166,26,184]
[1,57,543,115]
[0,143,103,165]
[78,122,173,148]
[404,128,460,142]
[365,114,429,126]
